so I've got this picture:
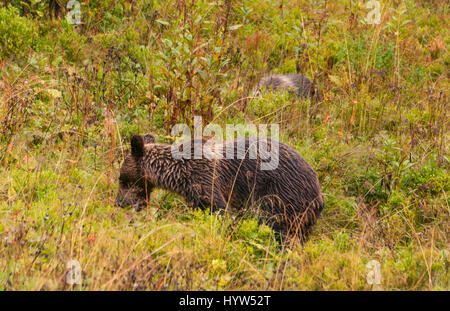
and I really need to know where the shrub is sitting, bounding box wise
[0,5,36,59]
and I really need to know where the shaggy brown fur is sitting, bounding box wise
[256,74,323,102]
[115,134,324,244]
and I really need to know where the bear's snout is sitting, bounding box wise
[114,195,128,208]
[114,188,148,209]
[114,197,123,208]
[114,188,132,208]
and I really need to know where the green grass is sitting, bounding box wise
[0,0,448,290]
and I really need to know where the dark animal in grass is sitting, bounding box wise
[115,133,324,245]
[255,74,323,102]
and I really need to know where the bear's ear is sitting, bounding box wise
[142,132,156,144]
[130,135,145,158]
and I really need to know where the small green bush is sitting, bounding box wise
[401,164,449,196]
[0,5,36,59]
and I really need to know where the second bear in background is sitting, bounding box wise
[255,74,323,102]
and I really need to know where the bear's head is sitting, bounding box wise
[114,133,155,209]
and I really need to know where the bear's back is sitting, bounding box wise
[214,137,322,209]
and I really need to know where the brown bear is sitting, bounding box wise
[115,133,324,244]
[254,74,323,102]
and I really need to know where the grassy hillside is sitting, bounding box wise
[0,0,448,290]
